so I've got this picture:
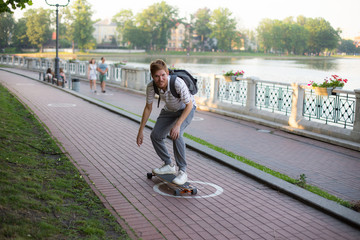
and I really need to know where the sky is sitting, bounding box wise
[14,0,360,39]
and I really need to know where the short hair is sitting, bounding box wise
[101,57,104,60]
[150,59,168,76]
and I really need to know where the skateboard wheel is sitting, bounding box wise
[174,189,180,196]
[191,188,197,195]
[147,172,153,179]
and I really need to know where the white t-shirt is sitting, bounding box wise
[146,76,196,112]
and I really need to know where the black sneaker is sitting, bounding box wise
[102,90,106,93]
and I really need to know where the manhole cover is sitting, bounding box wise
[47,103,76,107]
[193,117,204,121]
[16,83,35,86]
[257,129,272,133]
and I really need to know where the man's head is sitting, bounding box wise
[101,57,105,63]
[150,59,168,76]
[150,59,169,90]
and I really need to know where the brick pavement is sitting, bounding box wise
[1,69,360,239]
[75,73,360,202]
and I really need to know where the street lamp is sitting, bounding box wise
[45,0,70,87]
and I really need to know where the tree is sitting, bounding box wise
[123,26,151,49]
[65,0,95,51]
[136,1,178,50]
[302,17,340,55]
[112,9,134,46]
[257,19,274,53]
[12,17,31,49]
[23,8,51,52]
[210,8,237,51]
[193,8,211,51]
[337,39,359,55]
[287,23,309,55]
[0,12,15,49]
[257,16,338,55]
[0,0,32,13]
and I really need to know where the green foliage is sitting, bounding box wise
[0,13,15,48]
[295,174,307,188]
[309,74,348,88]
[0,0,32,13]
[193,8,212,51]
[257,16,340,55]
[64,0,95,51]
[338,39,360,54]
[302,17,340,55]
[11,17,31,49]
[135,1,178,50]
[112,9,134,46]
[23,8,51,52]
[210,8,237,51]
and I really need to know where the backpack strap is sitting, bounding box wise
[169,74,180,98]
[152,80,161,108]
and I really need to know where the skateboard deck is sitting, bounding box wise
[147,172,197,196]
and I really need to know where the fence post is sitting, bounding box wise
[245,78,256,111]
[211,75,218,104]
[351,89,360,140]
[289,83,305,128]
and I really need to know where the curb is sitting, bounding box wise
[2,68,360,229]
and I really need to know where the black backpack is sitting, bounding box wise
[152,69,198,107]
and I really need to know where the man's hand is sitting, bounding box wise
[136,131,144,146]
[170,125,180,140]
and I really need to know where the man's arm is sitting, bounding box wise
[136,102,153,146]
[170,101,193,140]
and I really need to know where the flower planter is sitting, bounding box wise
[224,75,244,82]
[224,76,233,82]
[234,75,244,81]
[314,87,333,96]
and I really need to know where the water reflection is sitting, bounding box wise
[295,59,337,71]
[79,55,359,89]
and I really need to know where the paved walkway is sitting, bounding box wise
[1,69,360,239]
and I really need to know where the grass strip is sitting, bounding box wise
[183,133,353,209]
[0,83,131,239]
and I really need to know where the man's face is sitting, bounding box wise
[152,69,168,90]
[102,58,105,63]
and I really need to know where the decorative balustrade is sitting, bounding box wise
[1,54,359,144]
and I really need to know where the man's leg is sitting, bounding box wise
[150,109,178,165]
[173,106,196,172]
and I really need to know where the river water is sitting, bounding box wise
[105,56,360,90]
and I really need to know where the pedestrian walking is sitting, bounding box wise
[97,57,108,93]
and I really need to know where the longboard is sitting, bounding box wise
[147,172,197,196]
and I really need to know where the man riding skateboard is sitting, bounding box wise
[136,59,196,185]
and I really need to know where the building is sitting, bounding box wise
[93,19,119,48]
[167,23,191,51]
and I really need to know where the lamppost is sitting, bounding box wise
[45,0,70,87]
